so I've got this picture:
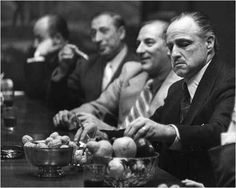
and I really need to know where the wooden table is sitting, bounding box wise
[1,94,182,187]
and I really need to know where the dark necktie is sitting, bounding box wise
[123,79,153,128]
[180,82,191,123]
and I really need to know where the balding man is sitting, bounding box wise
[125,11,235,186]
[53,20,180,141]
[25,14,75,100]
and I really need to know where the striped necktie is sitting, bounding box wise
[123,79,153,128]
[180,82,191,123]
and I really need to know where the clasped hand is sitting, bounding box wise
[53,111,106,142]
[124,117,176,143]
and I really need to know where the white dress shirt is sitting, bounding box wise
[102,45,128,90]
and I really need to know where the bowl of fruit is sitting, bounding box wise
[22,132,76,178]
[85,136,159,187]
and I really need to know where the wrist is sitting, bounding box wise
[166,124,177,143]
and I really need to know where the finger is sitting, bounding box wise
[74,128,83,142]
[133,125,150,140]
[80,124,91,141]
[125,118,145,138]
[67,44,89,60]
[124,118,141,135]
[54,112,63,126]
[53,116,58,127]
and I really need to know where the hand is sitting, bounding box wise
[74,112,104,142]
[35,38,62,57]
[124,117,176,142]
[181,179,205,187]
[58,44,78,74]
[53,110,78,130]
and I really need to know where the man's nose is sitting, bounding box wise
[93,32,102,43]
[171,45,181,58]
[136,42,145,54]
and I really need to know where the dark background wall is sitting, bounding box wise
[1,1,235,90]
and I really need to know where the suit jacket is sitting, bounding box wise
[75,61,180,128]
[208,143,235,187]
[151,56,235,186]
[49,48,137,110]
[24,47,59,100]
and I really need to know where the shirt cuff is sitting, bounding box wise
[169,124,182,150]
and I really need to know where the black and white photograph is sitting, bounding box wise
[1,1,235,187]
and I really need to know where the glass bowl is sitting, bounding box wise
[87,152,159,187]
[24,146,73,178]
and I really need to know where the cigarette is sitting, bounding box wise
[67,44,89,61]
[74,48,89,61]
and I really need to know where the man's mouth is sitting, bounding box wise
[174,60,185,67]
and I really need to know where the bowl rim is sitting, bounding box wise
[23,146,73,151]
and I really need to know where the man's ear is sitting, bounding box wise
[206,35,215,53]
[117,26,126,41]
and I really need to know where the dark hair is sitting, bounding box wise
[46,14,69,40]
[171,11,219,52]
[91,11,126,29]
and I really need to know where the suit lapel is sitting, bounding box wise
[184,56,221,124]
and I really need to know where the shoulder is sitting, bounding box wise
[121,61,142,77]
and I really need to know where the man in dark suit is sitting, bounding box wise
[49,12,137,110]
[24,14,70,100]
[53,20,180,137]
[125,12,235,186]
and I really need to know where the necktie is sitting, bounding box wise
[180,82,191,123]
[102,63,113,90]
[123,79,153,128]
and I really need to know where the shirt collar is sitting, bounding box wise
[106,45,128,72]
[186,60,212,102]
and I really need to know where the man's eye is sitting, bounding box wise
[144,39,155,47]
[100,28,109,34]
[177,41,191,48]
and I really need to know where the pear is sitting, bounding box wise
[86,140,113,158]
[108,158,125,179]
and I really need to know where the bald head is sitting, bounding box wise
[33,14,69,49]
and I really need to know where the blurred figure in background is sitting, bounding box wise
[49,11,138,110]
[53,19,181,141]
[24,14,86,107]
[24,14,69,100]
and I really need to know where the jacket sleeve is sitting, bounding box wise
[71,74,123,121]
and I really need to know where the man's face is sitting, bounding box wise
[166,16,208,79]
[136,22,169,77]
[90,14,124,57]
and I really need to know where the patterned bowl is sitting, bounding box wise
[24,146,73,177]
[87,152,159,187]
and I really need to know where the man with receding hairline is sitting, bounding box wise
[124,12,235,186]
[49,11,137,110]
[25,14,70,99]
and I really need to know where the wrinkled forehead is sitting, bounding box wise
[166,16,201,40]
[138,21,167,40]
[91,14,115,29]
